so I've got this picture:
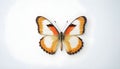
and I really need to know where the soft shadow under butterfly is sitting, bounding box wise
[36,16,87,55]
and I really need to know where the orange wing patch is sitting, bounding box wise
[47,24,59,35]
[64,24,76,35]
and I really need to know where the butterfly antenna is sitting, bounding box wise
[66,20,68,23]
[54,21,56,23]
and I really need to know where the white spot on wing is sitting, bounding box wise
[44,36,53,48]
[42,20,53,35]
[69,36,79,48]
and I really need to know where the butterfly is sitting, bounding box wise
[36,16,87,55]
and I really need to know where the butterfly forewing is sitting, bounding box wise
[36,16,59,35]
[64,16,87,35]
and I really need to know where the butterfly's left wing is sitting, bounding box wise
[63,16,87,54]
[36,16,59,54]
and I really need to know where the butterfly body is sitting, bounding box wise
[36,16,87,55]
[59,32,64,51]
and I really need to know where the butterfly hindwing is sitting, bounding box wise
[40,36,59,54]
[64,35,83,54]
[64,16,87,54]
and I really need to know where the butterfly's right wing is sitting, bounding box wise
[63,16,87,54]
[64,16,87,35]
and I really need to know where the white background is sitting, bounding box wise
[0,0,120,69]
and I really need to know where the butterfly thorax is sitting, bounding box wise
[59,32,64,41]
